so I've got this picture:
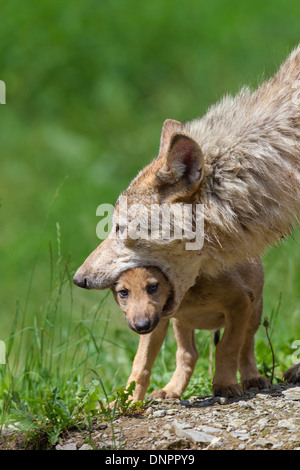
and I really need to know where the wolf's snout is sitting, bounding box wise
[73,264,118,290]
[73,273,89,289]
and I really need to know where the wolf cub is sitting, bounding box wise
[112,259,270,400]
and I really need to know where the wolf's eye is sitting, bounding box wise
[147,283,159,295]
[118,288,129,298]
[116,224,127,235]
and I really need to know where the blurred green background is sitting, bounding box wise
[1,0,300,390]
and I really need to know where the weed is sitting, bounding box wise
[8,389,75,448]
[263,317,276,384]
[112,381,144,416]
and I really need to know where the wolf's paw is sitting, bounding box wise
[242,375,271,391]
[212,382,243,398]
[283,364,300,384]
[148,389,181,400]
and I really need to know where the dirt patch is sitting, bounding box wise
[1,384,300,451]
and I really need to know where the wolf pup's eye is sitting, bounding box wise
[147,283,159,295]
[118,288,129,299]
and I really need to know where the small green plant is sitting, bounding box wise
[260,295,282,383]
[112,381,144,415]
[263,317,276,384]
[6,380,117,449]
[7,389,76,448]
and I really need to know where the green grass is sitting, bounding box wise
[1,0,300,449]
[0,233,143,448]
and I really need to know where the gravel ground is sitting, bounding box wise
[1,383,300,451]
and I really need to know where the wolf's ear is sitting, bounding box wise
[158,119,183,158]
[157,134,204,189]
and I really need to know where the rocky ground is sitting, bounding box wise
[1,383,300,451]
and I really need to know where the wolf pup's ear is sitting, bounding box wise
[157,134,204,190]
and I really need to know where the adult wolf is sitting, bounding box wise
[74,46,300,385]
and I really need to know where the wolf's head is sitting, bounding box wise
[73,119,207,314]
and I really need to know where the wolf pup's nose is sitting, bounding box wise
[73,273,88,289]
[134,319,151,333]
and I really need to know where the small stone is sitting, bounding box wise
[166,409,177,415]
[162,430,172,439]
[282,387,300,401]
[254,438,274,448]
[79,443,93,450]
[230,429,250,441]
[172,420,215,444]
[189,396,200,403]
[98,423,107,430]
[278,418,299,432]
[238,401,255,410]
[215,396,227,405]
[197,425,221,434]
[256,393,269,400]
[272,442,284,449]
[153,410,166,418]
[56,442,77,451]
[177,421,192,430]
[145,407,153,416]
[229,418,245,428]
[276,402,287,408]
[207,437,222,449]
[101,440,114,448]
[255,417,269,431]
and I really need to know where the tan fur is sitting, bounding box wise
[112,259,270,400]
[74,46,300,385]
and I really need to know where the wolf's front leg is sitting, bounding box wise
[149,318,199,400]
[126,318,170,402]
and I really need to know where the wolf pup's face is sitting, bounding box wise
[112,267,171,334]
